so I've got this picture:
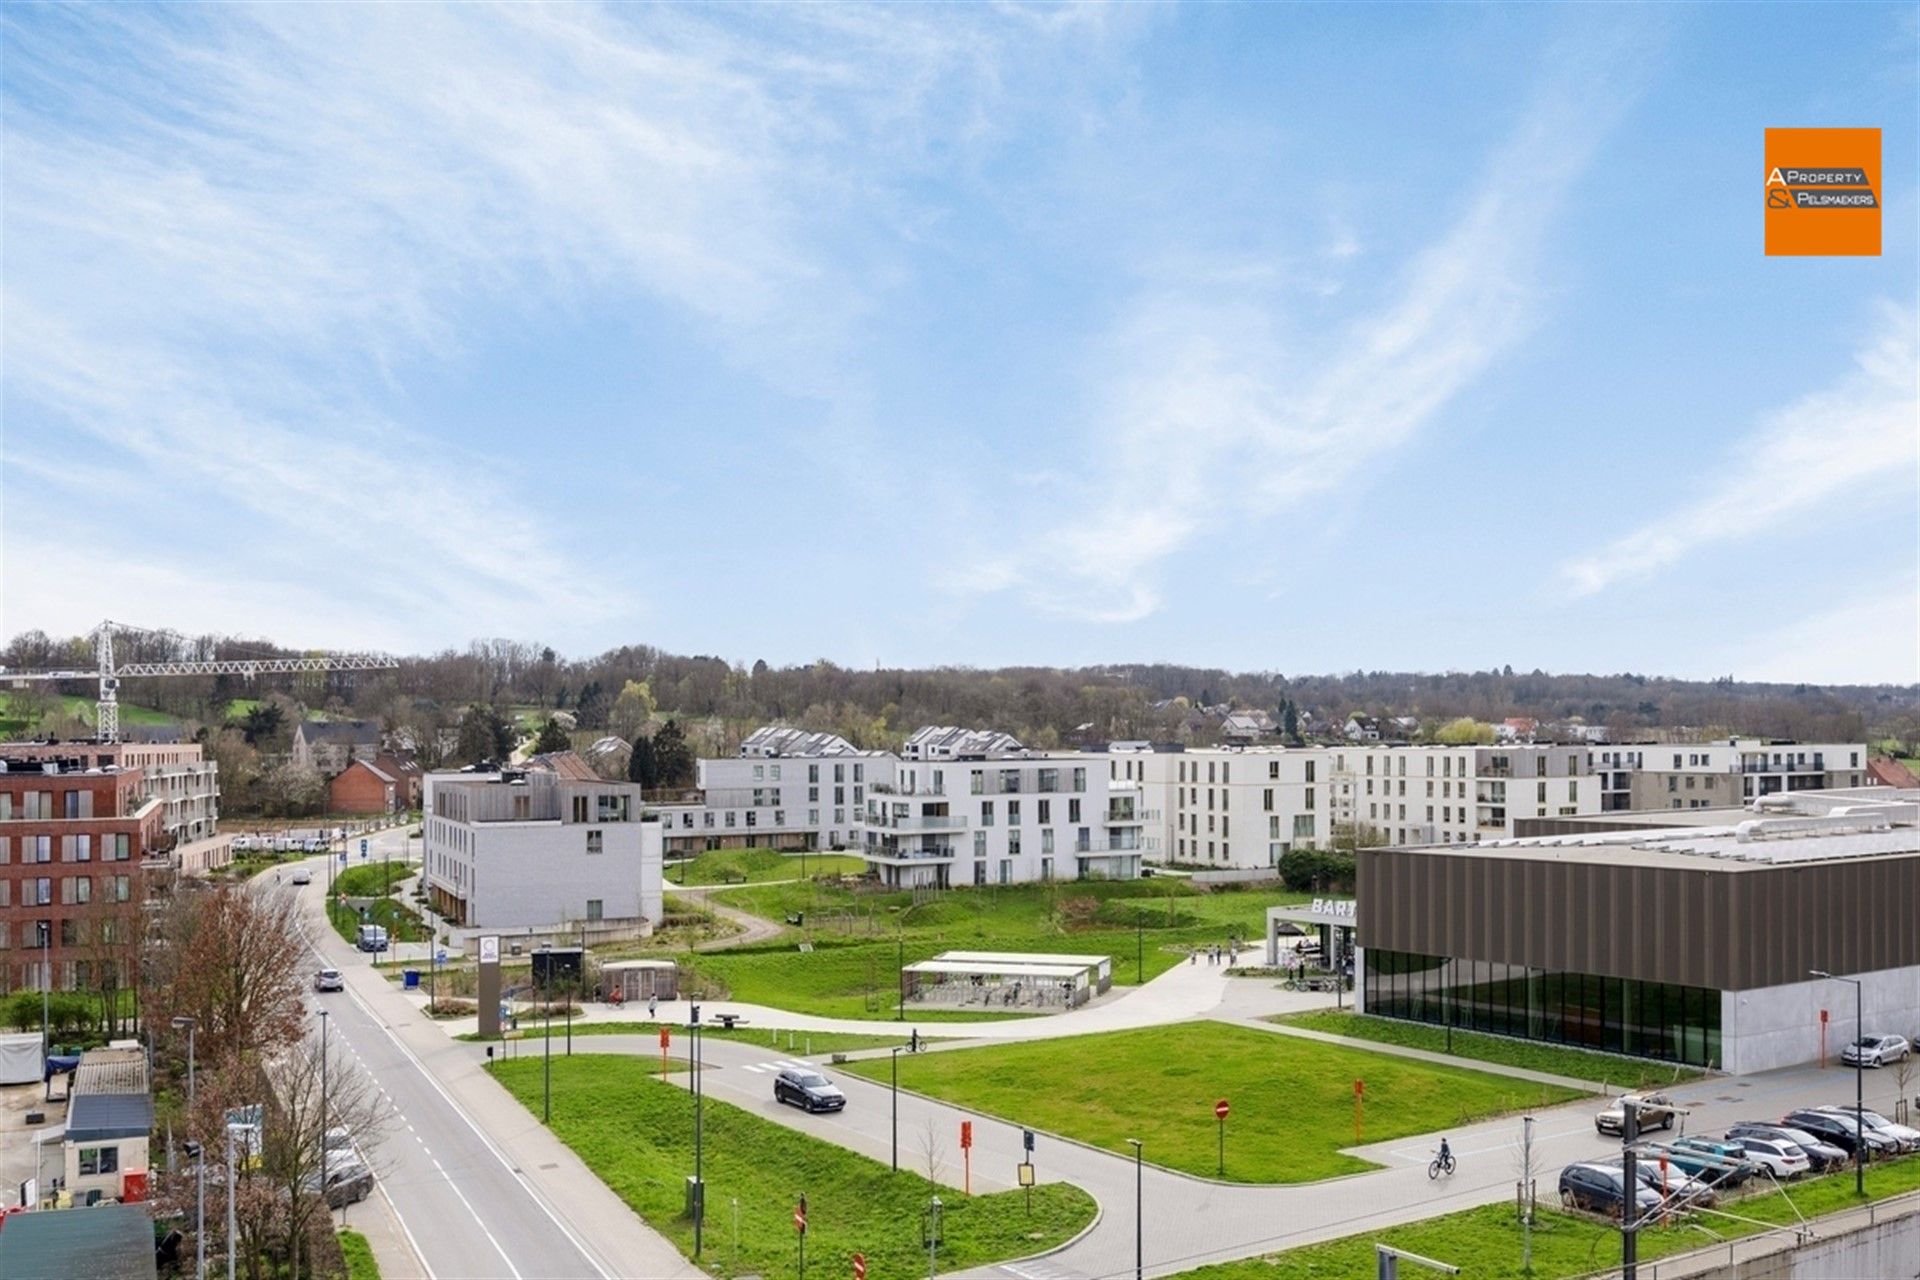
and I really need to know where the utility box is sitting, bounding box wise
[684,1175,703,1221]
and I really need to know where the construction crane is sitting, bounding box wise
[2,619,398,742]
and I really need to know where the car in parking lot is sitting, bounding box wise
[1604,1158,1718,1208]
[1783,1109,1901,1158]
[1558,1162,1665,1219]
[1726,1123,1848,1173]
[1841,1035,1911,1067]
[1657,1138,1757,1189]
[1726,1134,1811,1180]
[230,835,254,852]
[773,1067,846,1113]
[1595,1092,1677,1137]
[314,967,344,993]
[1817,1105,1920,1153]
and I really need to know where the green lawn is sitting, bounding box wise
[334,862,412,898]
[846,1022,1579,1183]
[328,898,430,945]
[668,848,868,885]
[676,878,1291,1020]
[1274,1010,1710,1091]
[1165,1153,1920,1279]
[490,1056,1095,1279]
[337,1229,382,1280]
[462,1021,951,1053]
[0,690,176,735]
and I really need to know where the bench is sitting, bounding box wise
[722,871,749,884]
[714,1013,746,1031]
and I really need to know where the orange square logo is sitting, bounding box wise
[1765,128,1881,256]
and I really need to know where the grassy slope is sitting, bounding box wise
[679,879,1292,1020]
[846,1022,1579,1183]
[1167,1154,1920,1279]
[668,847,869,885]
[1275,1010,1709,1091]
[333,862,412,898]
[491,1056,1095,1279]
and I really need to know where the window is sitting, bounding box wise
[571,796,589,823]
[1263,788,1274,811]
[1008,800,1021,825]
[770,765,781,781]
[1305,760,1316,782]
[809,765,820,783]
[78,1146,118,1177]
[981,802,994,827]
[973,832,987,858]
[998,860,1012,885]
[586,899,603,921]
[1068,799,1081,823]
[1304,787,1315,810]
[586,831,603,853]
[1269,761,1279,780]
[1008,830,1022,855]
[1292,814,1313,839]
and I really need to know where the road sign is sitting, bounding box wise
[1016,1162,1035,1186]
[1022,1128,1035,1153]
[1354,1078,1365,1097]
[1214,1099,1230,1120]
[435,949,448,964]
[795,1195,808,1235]
[659,1026,671,1049]
[359,838,370,859]
[852,1254,866,1280]
[1821,1008,1830,1023]
[960,1121,973,1150]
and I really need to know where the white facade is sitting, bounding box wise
[1123,743,1602,871]
[1590,738,1871,812]
[421,770,661,929]
[862,751,1148,888]
[657,751,897,854]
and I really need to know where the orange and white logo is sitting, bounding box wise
[1765,128,1880,256]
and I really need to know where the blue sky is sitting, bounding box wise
[3,3,1915,683]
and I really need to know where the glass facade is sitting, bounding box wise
[1363,948,1721,1068]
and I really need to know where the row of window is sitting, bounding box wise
[1364,949,1722,1067]
[0,789,101,820]
[0,834,135,864]
[750,762,867,783]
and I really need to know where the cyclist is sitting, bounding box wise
[1439,1137,1452,1169]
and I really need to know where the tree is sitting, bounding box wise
[652,720,695,790]
[627,732,660,789]
[1282,699,1300,743]
[531,717,572,754]
[609,680,656,742]
[1434,716,1495,745]
[574,680,609,730]
[453,704,515,765]
[147,886,308,1069]
[260,760,326,817]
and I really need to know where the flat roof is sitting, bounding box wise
[934,950,1111,970]
[1388,817,1920,874]
[0,1202,157,1280]
[904,960,1089,980]
[67,1091,153,1144]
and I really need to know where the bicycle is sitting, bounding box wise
[1428,1149,1456,1180]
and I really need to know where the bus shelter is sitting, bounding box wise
[931,950,1114,994]
[901,958,1093,1012]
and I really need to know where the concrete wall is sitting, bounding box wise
[1659,1197,1920,1279]
[1723,966,1920,1075]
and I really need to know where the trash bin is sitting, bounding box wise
[403,969,420,989]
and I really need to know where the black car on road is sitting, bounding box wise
[774,1068,846,1113]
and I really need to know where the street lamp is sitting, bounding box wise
[539,944,552,1123]
[225,1123,237,1280]
[897,927,905,1022]
[1126,1138,1143,1280]
[890,1046,905,1171]
[1136,909,1144,984]
[1812,969,1866,1196]
[171,1016,199,1114]
[319,1009,330,1225]
[926,1194,943,1278]
[184,1138,205,1280]
[38,923,50,1067]
[690,1003,704,1259]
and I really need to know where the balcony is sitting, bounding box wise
[1741,759,1825,774]
[1073,835,1142,853]
[1106,803,1139,823]
[879,814,969,832]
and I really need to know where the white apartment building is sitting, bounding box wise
[654,727,897,855]
[1589,739,1872,813]
[862,742,1149,889]
[1120,743,1600,871]
[421,770,661,930]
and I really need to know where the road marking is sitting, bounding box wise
[740,1064,767,1074]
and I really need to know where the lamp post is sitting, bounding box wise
[319,1009,330,1225]
[1126,1138,1143,1280]
[539,944,552,1123]
[890,1046,904,1171]
[691,1003,704,1258]
[1812,969,1866,1195]
[1136,909,1144,984]
[897,927,905,1022]
[225,1124,237,1280]
[926,1194,942,1278]
[171,1015,198,1114]
[38,924,50,1067]
[185,1138,205,1280]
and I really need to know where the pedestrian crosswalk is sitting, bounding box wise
[737,1059,813,1074]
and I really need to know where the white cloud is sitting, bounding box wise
[1725,573,1920,686]
[955,33,1645,622]
[1,4,1138,647]
[1557,302,1919,598]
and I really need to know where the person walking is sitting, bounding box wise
[648,993,658,1020]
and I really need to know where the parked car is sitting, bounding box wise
[1658,1138,1757,1189]
[1817,1105,1920,1153]
[315,967,344,993]
[1595,1092,1677,1137]
[1558,1162,1665,1219]
[1726,1134,1811,1180]
[1728,1123,1847,1173]
[307,1157,374,1209]
[1606,1158,1719,1208]
[773,1068,846,1113]
[1842,1035,1911,1068]
[230,836,254,852]
[1783,1109,1900,1158]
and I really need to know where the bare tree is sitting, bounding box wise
[148,885,308,1071]
[917,1116,947,1190]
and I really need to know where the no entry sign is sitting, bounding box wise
[1214,1099,1230,1120]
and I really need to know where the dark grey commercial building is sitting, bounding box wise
[1355,790,1920,1074]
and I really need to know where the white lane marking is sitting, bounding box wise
[303,929,617,1280]
[740,1064,767,1074]
[371,1180,437,1280]
[774,1060,808,1070]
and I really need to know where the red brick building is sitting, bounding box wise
[327,753,422,815]
[0,756,165,993]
